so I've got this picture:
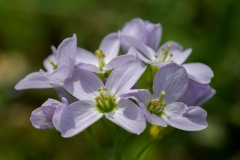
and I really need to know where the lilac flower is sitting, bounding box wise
[76,33,134,73]
[178,79,216,106]
[58,60,146,137]
[120,63,208,131]
[15,34,77,90]
[30,97,68,130]
[121,33,213,84]
[121,18,162,52]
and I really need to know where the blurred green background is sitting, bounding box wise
[0,0,240,159]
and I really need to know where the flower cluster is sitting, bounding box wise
[15,18,215,138]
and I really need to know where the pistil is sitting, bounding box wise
[95,87,116,113]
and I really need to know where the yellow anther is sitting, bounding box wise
[169,53,173,57]
[98,88,102,92]
[103,87,107,91]
[167,43,172,48]
[95,50,102,56]
[161,91,166,96]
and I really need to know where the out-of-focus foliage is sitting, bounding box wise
[0,0,240,159]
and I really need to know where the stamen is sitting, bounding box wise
[95,87,116,113]
[95,49,106,70]
[48,60,58,70]
[159,44,172,62]
[158,91,166,103]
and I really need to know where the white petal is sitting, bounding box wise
[106,60,146,96]
[153,63,189,104]
[64,68,104,100]
[162,102,207,131]
[99,32,120,64]
[59,100,103,138]
[105,99,146,135]
[183,63,214,84]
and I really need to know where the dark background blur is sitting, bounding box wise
[0,0,240,159]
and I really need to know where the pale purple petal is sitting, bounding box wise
[106,60,146,96]
[55,87,78,104]
[121,18,147,52]
[139,103,167,127]
[145,45,157,60]
[158,41,183,54]
[162,102,207,131]
[64,68,104,100]
[153,63,189,104]
[59,100,103,138]
[171,49,192,65]
[15,72,57,90]
[136,51,169,66]
[126,47,138,57]
[178,79,215,106]
[76,48,98,66]
[195,88,216,106]
[99,33,120,64]
[30,99,63,130]
[146,22,162,51]
[103,54,135,71]
[56,34,77,70]
[51,46,57,55]
[122,18,147,42]
[105,99,146,135]
[76,62,102,73]
[121,35,152,60]
[43,54,57,72]
[183,63,214,84]
[52,98,69,130]
[158,41,191,64]
[118,89,152,106]
[40,65,71,85]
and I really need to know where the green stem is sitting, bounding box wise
[84,129,108,160]
[114,133,121,160]
[101,118,114,141]
[134,139,155,160]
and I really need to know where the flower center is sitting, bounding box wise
[147,91,166,116]
[95,87,117,113]
[154,44,173,62]
[48,60,58,70]
[95,50,106,71]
